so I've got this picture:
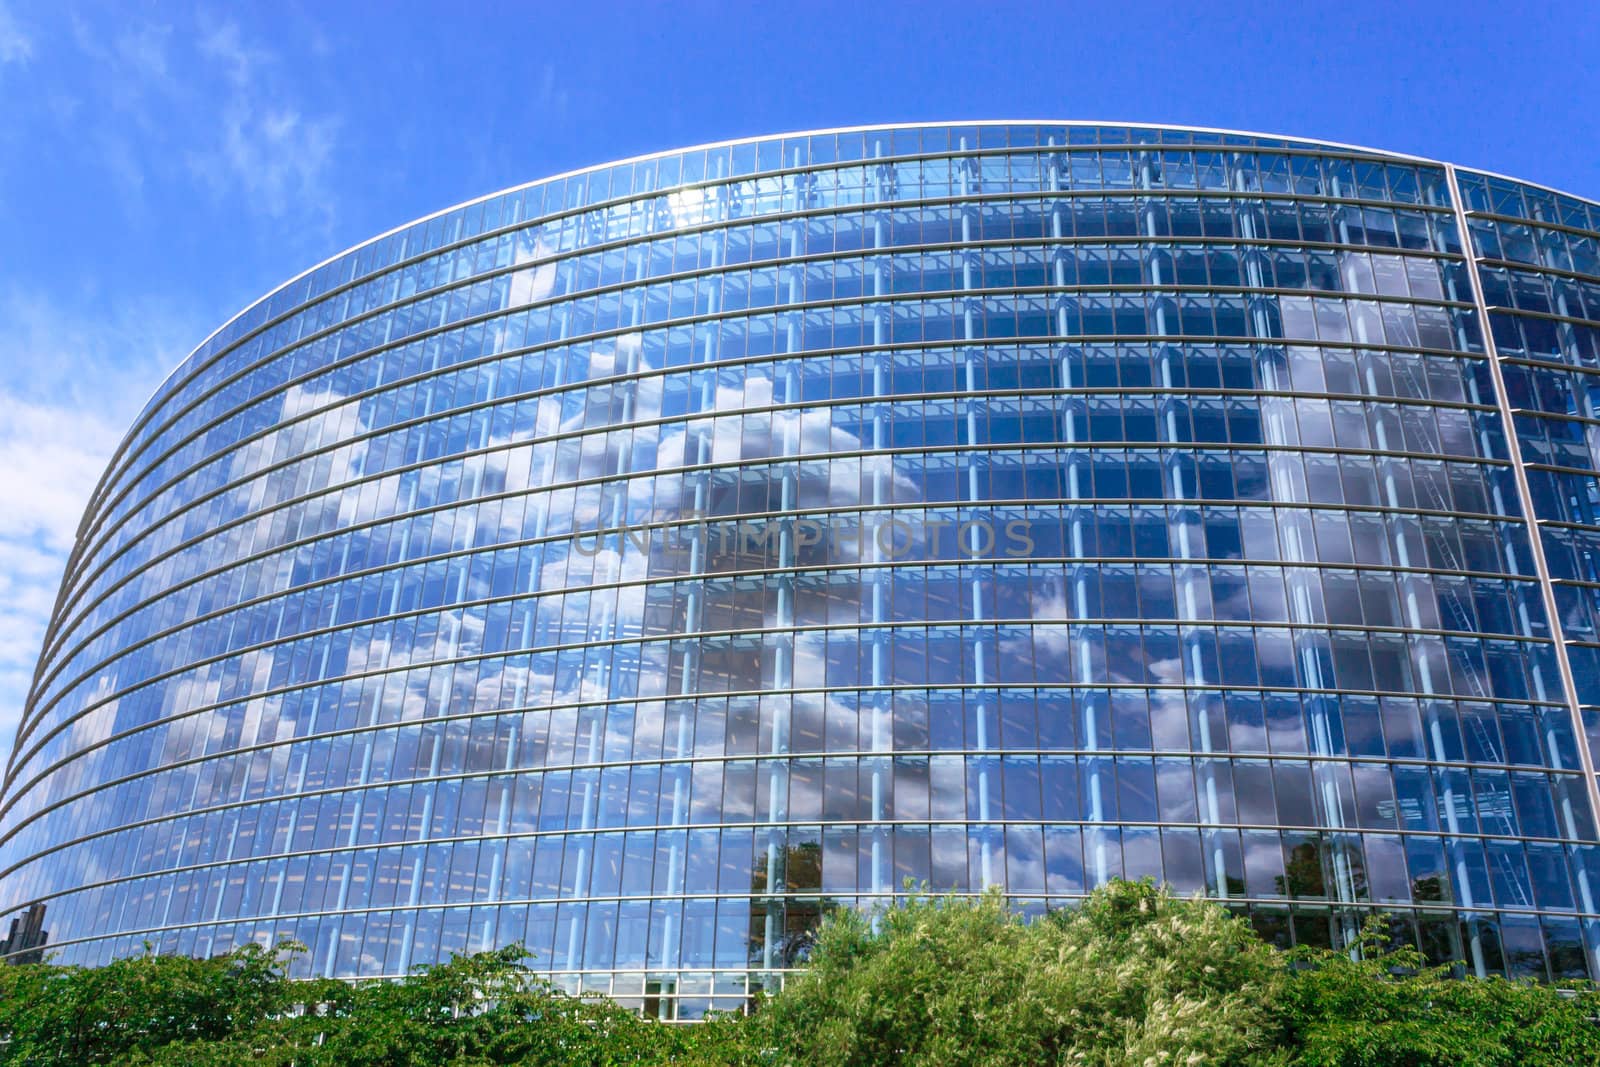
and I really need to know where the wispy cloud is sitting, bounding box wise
[63,11,176,126]
[0,398,122,553]
[12,10,341,230]
[0,401,117,767]
[112,21,173,85]
[186,17,340,222]
[201,102,339,218]
[536,62,571,119]
[0,2,31,66]
[0,287,201,768]
[196,18,261,86]
[0,9,351,770]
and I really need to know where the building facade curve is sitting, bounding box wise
[6,122,1600,1015]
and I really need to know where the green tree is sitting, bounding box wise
[1278,916,1600,1067]
[6,883,1600,1065]
[0,940,300,1064]
[753,879,1288,1066]
[125,943,749,1066]
[307,944,664,1066]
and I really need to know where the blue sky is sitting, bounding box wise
[0,0,1596,761]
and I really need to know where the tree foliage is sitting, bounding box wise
[1278,917,1600,1067]
[0,940,292,1064]
[0,882,1596,1066]
[754,879,1286,1066]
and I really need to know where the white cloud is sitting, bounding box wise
[0,395,125,768]
[20,11,341,228]
[196,19,262,88]
[186,18,339,222]
[203,102,338,218]
[0,287,200,772]
[113,22,173,85]
[535,62,570,119]
[0,286,186,416]
[0,2,31,65]
[64,11,174,126]
[0,398,122,551]
[0,10,347,772]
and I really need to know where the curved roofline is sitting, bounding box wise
[119,121,1424,417]
[26,117,1600,776]
[120,118,1599,470]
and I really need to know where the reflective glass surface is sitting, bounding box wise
[3,123,1600,1013]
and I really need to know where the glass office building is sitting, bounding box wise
[6,122,1600,1014]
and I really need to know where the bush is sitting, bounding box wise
[1,883,1596,1065]
[754,880,1287,1066]
[1279,917,1600,1067]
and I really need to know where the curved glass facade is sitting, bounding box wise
[5,122,1600,1014]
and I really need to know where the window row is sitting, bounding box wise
[12,663,1588,866]
[16,675,1595,871]
[41,487,1539,737]
[40,432,1528,723]
[41,548,1554,767]
[22,516,1555,787]
[32,893,1596,994]
[25,489,1550,783]
[1469,215,1600,278]
[1525,466,1600,526]
[68,409,1515,665]
[84,263,1484,594]
[118,136,1458,491]
[1490,310,1600,367]
[11,824,1600,983]
[23,745,1600,894]
[69,327,1501,631]
[7,607,1581,843]
[1480,265,1600,322]
[107,167,1463,524]
[1513,411,1600,470]
[1457,170,1600,237]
